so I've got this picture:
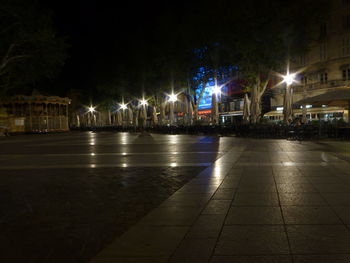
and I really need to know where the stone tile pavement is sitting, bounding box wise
[90,140,350,263]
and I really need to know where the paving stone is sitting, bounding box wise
[232,193,279,206]
[279,193,328,206]
[307,176,345,184]
[219,179,240,188]
[226,169,243,176]
[202,200,231,214]
[212,188,236,200]
[313,183,350,193]
[293,254,350,263]
[276,183,316,193]
[282,206,342,224]
[240,177,275,185]
[225,206,283,224]
[215,225,289,255]
[332,206,350,224]
[186,214,226,239]
[90,256,168,263]
[139,206,202,226]
[287,225,350,254]
[98,225,189,257]
[178,185,219,194]
[168,238,217,263]
[211,255,293,263]
[322,193,350,206]
[237,185,277,193]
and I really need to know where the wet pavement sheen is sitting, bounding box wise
[0,132,225,263]
[2,133,350,263]
[87,135,350,263]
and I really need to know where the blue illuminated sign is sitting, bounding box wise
[197,85,214,110]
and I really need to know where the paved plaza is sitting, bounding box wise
[1,133,350,262]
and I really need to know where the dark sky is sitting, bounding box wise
[42,0,186,94]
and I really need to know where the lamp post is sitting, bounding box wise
[118,103,127,127]
[139,98,148,128]
[168,93,177,125]
[282,72,296,124]
[212,84,221,125]
[87,105,96,126]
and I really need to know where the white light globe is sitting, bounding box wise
[283,74,295,85]
[168,94,177,102]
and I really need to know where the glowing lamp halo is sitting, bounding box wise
[168,93,177,102]
[88,106,96,113]
[212,85,222,95]
[119,103,128,110]
[139,99,148,106]
[283,73,296,85]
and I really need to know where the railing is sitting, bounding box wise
[292,79,350,93]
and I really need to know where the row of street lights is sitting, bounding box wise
[87,92,180,114]
[86,71,295,124]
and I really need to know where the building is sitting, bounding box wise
[0,95,70,134]
[269,0,350,123]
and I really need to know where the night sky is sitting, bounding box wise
[42,0,188,95]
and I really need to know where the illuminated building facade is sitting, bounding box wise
[269,0,350,123]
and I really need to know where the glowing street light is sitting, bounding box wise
[212,85,222,95]
[140,99,148,106]
[120,103,128,110]
[168,93,177,102]
[88,106,96,113]
[282,73,296,86]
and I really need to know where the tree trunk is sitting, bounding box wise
[193,81,207,122]
[249,77,269,124]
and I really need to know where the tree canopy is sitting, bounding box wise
[0,0,68,96]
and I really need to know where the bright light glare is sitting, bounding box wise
[140,99,148,106]
[88,106,95,113]
[168,93,177,102]
[213,85,221,95]
[120,103,128,110]
[283,73,296,85]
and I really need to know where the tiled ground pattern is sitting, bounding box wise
[91,139,350,263]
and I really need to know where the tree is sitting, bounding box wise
[210,0,330,123]
[0,0,68,96]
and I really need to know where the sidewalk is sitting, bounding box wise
[90,140,350,263]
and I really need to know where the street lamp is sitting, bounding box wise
[168,93,177,102]
[140,99,148,106]
[213,85,222,95]
[281,71,296,124]
[282,73,296,85]
[120,103,128,110]
[88,105,96,113]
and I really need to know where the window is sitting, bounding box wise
[343,15,350,29]
[298,54,308,66]
[319,72,328,84]
[301,75,308,84]
[342,36,350,56]
[320,42,327,60]
[342,67,350,80]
